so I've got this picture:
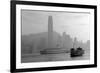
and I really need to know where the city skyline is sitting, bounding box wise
[21,10,90,42]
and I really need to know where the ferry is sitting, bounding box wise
[40,48,68,54]
[70,47,84,57]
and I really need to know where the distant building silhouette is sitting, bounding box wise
[48,16,54,48]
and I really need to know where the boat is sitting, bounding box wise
[40,48,68,54]
[70,47,84,57]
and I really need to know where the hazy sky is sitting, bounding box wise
[21,10,90,42]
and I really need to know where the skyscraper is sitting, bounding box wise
[48,16,53,48]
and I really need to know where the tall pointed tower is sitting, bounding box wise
[48,16,53,48]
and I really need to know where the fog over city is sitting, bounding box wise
[21,10,90,43]
[21,10,90,63]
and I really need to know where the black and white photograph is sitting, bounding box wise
[11,1,97,72]
[21,10,90,63]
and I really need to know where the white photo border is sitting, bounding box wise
[16,4,94,69]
